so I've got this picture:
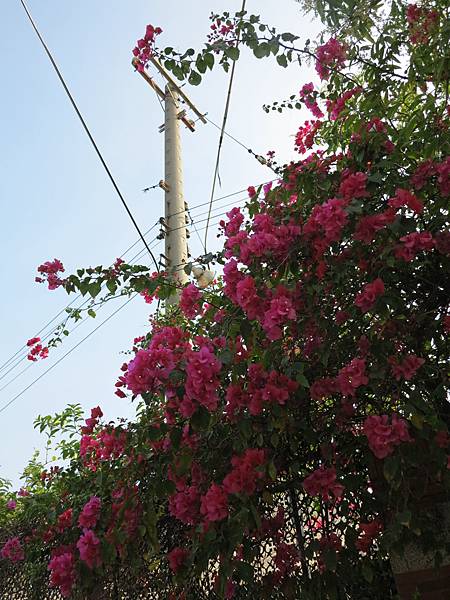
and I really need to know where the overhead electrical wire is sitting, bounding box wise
[0,237,164,396]
[204,115,279,175]
[0,205,240,412]
[18,0,160,272]
[0,179,259,381]
[203,0,247,253]
[0,295,137,416]
[0,236,163,395]
[0,221,160,379]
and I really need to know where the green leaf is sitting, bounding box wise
[204,52,215,70]
[253,43,270,59]
[87,309,96,318]
[362,561,374,583]
[268,461,277,479]
[276,54,288,68]
[281,32,298,42]
[383,455,399,483]
[296,374,310,388]
[188,70,202,86]
[196,55,207,74]
[190,406,211,431]
[225,46,240,61]
[106,279,117,294]
[88,281,101,298]
[236,561,254,582]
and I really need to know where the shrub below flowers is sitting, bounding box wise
[1,1,449,598]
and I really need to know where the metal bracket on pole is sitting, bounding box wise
[149,57,207,124]
[132,58,197,132]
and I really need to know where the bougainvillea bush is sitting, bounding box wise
[1,0,449,598]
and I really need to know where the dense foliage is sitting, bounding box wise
[1,1,449,598]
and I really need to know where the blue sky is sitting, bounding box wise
[0,1,320,487]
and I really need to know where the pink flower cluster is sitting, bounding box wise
[411,159,435,189]
[354,278,385,313]
[388,188,423,214]
[79,427,127,469]
[1,537,24,562]
[35,259,65,290]
[337,358,368,397]
[57,508,73,532]
[180,283,203,318]
[326,87,361,121]
[353,208,396,244]
[363,414,412,459]
[200,483,228,522]
[48,548,76,598]
[262,288,297,341]
[304,197,349,258]
[81,405,103,435]
[299,82,324,118]
[273,542,300,582]
[167,547,188,573]
[310,377,336,401]
[226,364,298,418]
[26,336,49,361]
[132,24,162,72]
[120,326,189,397]
[77,529,102,569]
[436,157,450,196]
[315,38,347,80]
[356,520,383,553]
[223,448,266,495]
[78,496,101,529]
[223,210,301,268]
[407,3,439,45]
[180,344,221,416]
[389,354,424,380]
[339,172,369,200]
[295,119,322,154]
[395,231,434,261]
[303,466,344,501]
[169,485,201,525]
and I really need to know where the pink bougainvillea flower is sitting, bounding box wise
[354,278,385,313]
[303,466,344,501]
[180,283,203,319]
[78,496,101,529]
[363,414,412,459]
[48,549,76,598]
[77,529,102,569]
[1,537,24,562]
[315,38,347,80]
[200,483,229,522]
[168,547,189,573]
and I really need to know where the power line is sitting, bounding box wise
[0,187,254,392]
[0,295,137,416]
[204,115,279,174]
[18,0,160,273]
[0,238,164,395]
[203,0,247,253]
[0,212,234,412]
[0,221,160,378]
[165,178,277,220]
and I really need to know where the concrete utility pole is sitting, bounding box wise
[163,84,189,305]
[133,57,206,305]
